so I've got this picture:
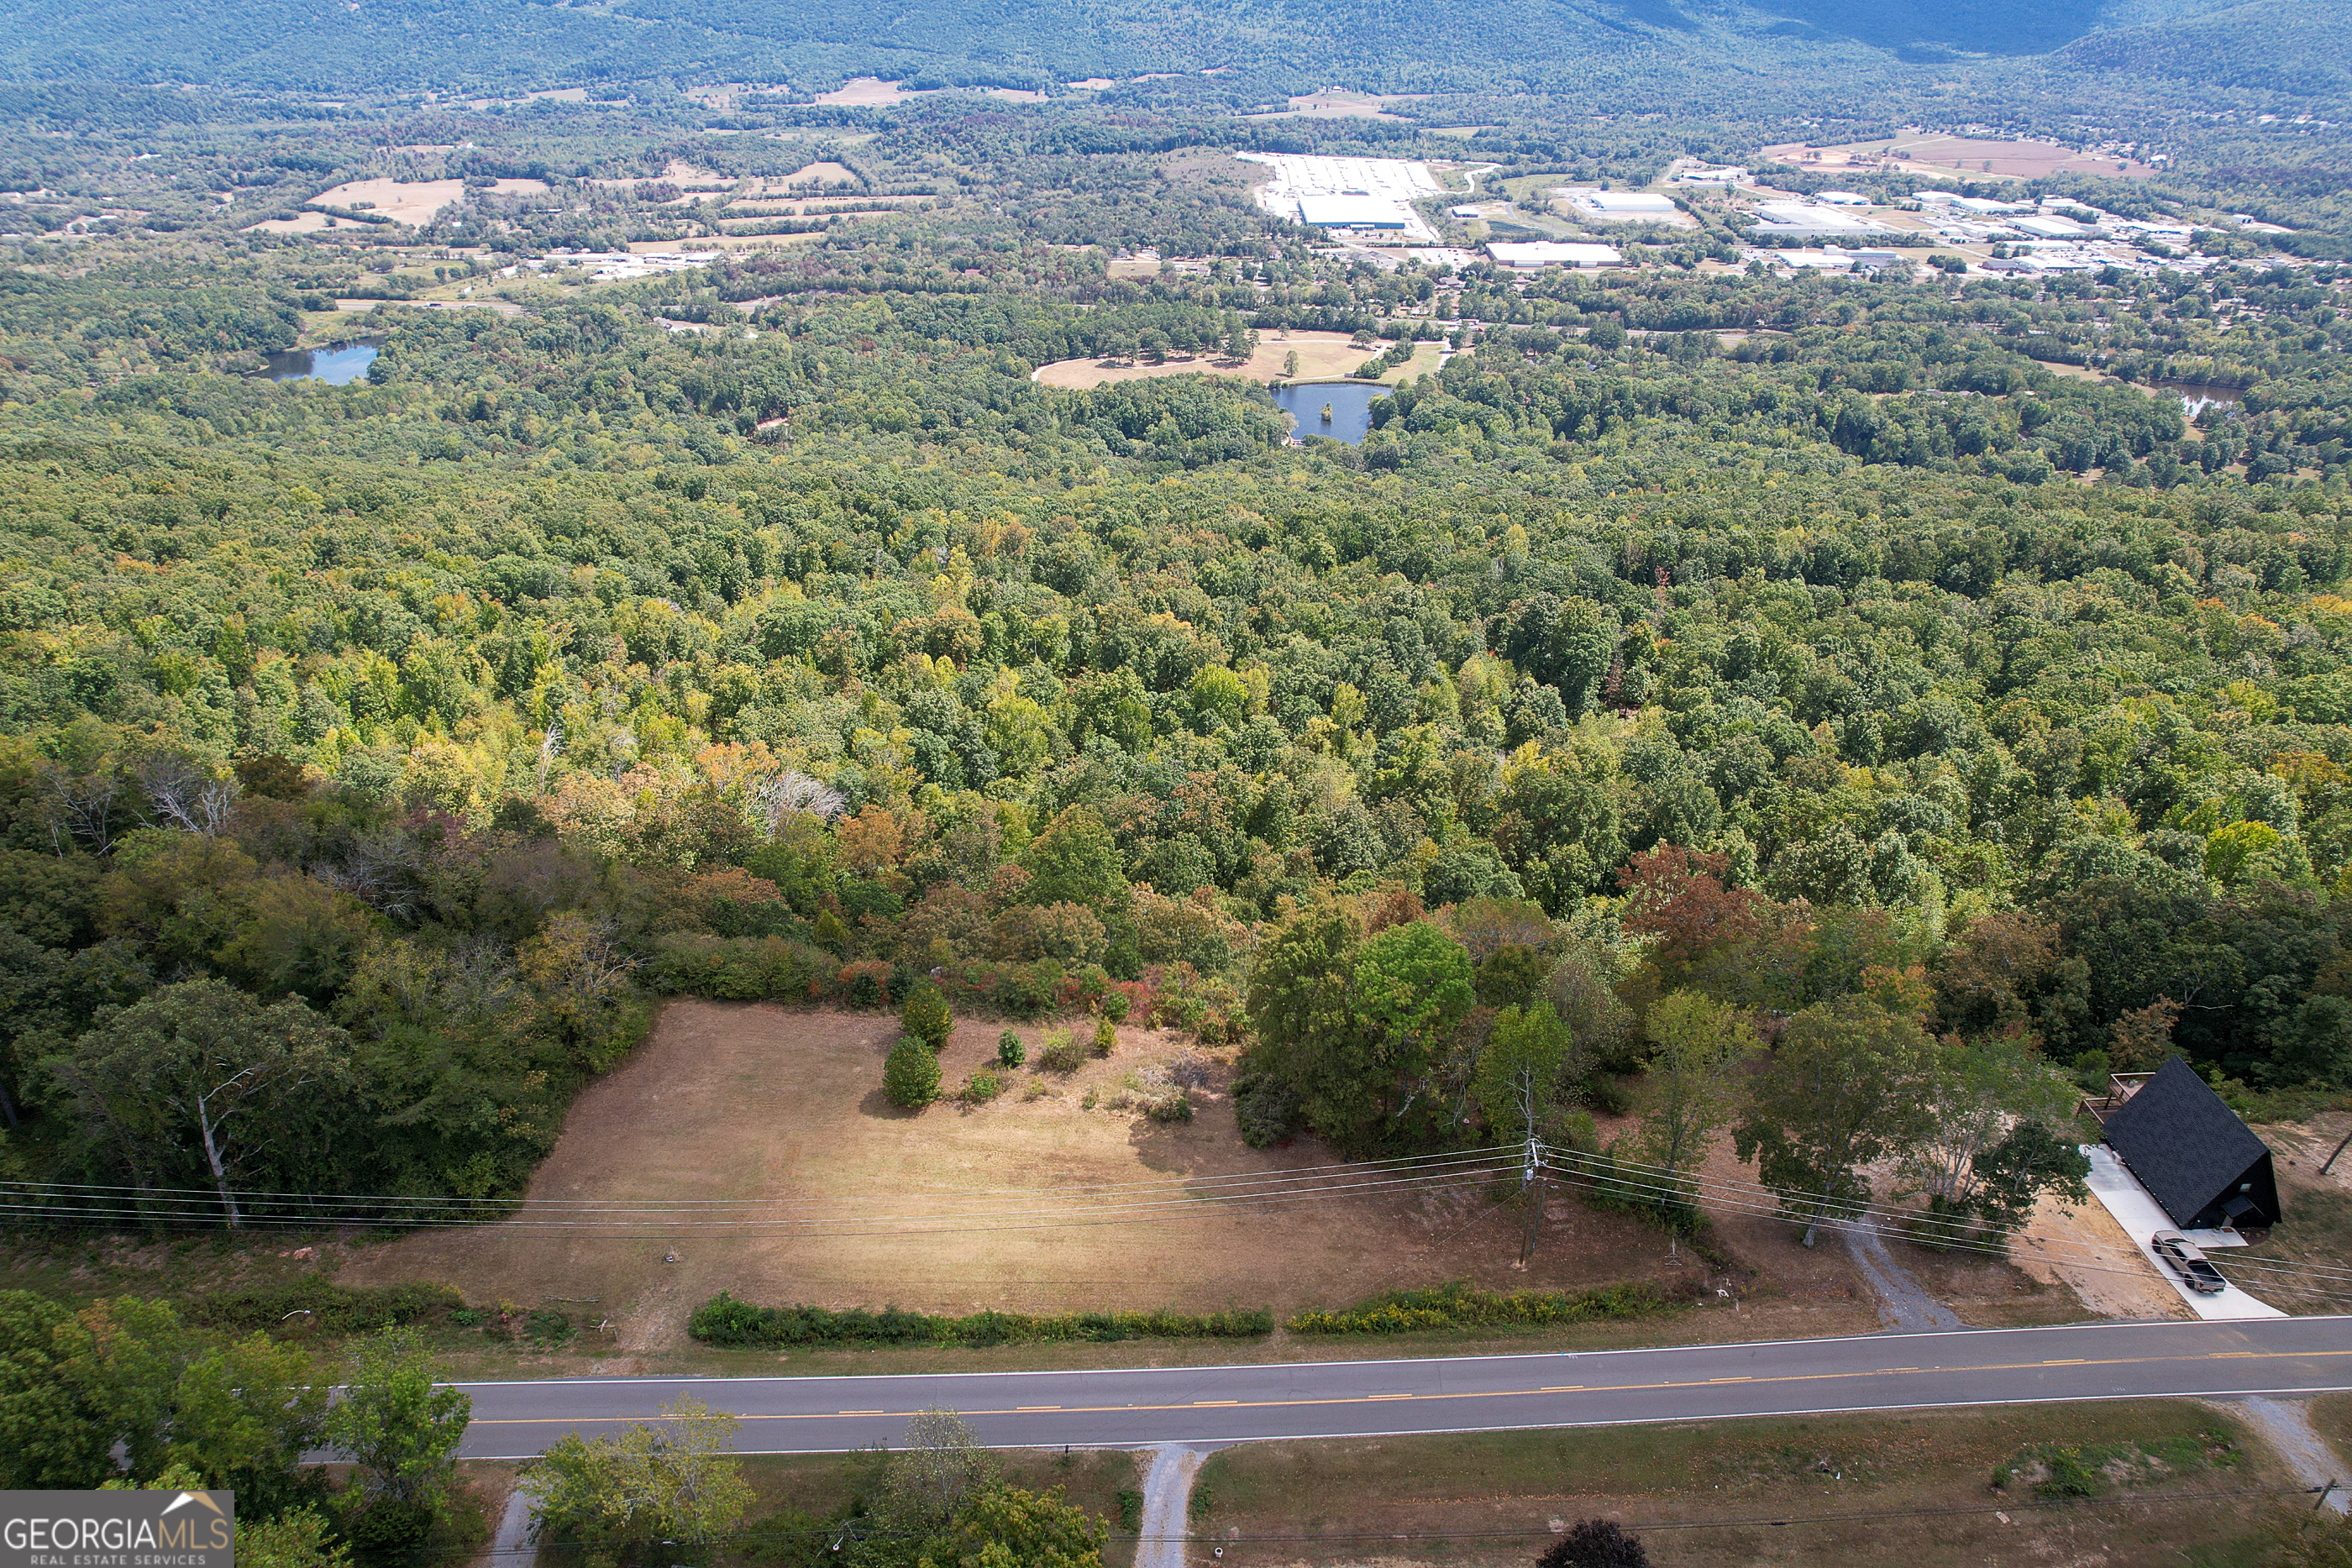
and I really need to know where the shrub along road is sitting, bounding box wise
[451,1317,2352,1457]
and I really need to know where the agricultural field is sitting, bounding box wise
[1250,89,1423,121]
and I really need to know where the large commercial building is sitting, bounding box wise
[1296,193,1414,231]
[1488,240,1624,270]
[1583,191,1677,218]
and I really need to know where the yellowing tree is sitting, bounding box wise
[522,1398,750,1568]
[1630,990,1756,1212]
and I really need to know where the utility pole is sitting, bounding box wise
[1517,1072,1545,1266]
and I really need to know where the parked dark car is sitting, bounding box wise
[2152,1230,2228,1294]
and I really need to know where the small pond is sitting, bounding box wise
[257,340,381,385]
[2151,379,2244,422]
[1272,380,1393,446]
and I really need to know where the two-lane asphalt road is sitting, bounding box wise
[455,1316,2352,1458]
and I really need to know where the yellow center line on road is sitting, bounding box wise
[465,1347,2352,1428]
[1016,1405,1062,1411]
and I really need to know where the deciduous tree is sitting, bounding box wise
[523,1398,750,1568]
[882,1407,996,1529]
[40,979,353,1226]
[1735,997,1931,1245]
[1630,990,1756,1208]
[325,1329,471,1513]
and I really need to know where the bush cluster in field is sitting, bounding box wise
[689,1292,1273,1347]
[1285,1279,1693,1335]
[182,1278,462,1334]
[1992,1428,2240,1500]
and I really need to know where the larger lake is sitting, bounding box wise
[1273,380,1392,445]
[258,340,381,385]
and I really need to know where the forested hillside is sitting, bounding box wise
[3,218,2350,1209]
[0,0,2343,108]
[0,0,2348,1236]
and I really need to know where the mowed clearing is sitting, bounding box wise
[1032,331,1411,390]
[1766,135,2154,181]
[298,177,549,225]
[337,1000,1710,1346]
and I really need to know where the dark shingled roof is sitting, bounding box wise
[2102,1056,2276,1230]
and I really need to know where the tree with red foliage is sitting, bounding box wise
[1618,845,1760,968]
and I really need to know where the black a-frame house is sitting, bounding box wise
[2101,1055,2281,1231]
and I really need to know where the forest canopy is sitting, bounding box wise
[3,37,2351,1221]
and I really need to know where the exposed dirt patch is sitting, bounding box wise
[2007,1172,2190,1320]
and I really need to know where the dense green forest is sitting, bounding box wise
[1,0,2346,111]
[4,233,2351,1205]
[0,0,2350,1239]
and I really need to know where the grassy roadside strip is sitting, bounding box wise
[454,1404,2323,1568]
[1187,1403,2301,1568]
[2312,1392,2352,1471]
[4,1235,2076,1380]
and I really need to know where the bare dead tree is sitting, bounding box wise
[536,720,564,794]
[139,753,239,837]
[43,763,129,856]
[316,829,431,921]
[751,770,847,837]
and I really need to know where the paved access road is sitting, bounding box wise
[455,1316,2352,1458]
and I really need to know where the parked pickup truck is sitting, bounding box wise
[2152,1229,2228,1294]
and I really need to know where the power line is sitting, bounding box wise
[1531,1140,2352,1295]
[0,1144,1525,1208]
[13,1141,2348,1303]
[1525,1149,2352,1303]
[0,1157,1533,1237]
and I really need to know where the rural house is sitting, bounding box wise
[2097,1056,2282,1231]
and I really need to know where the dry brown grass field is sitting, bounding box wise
[1188,1402,2297,1567]
[1764,135,2155,181]
[2230,1111,2352,1315]
[327,1001,2085,1366]
[339,1002,1714,1349]
[1032,333,1435,391]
